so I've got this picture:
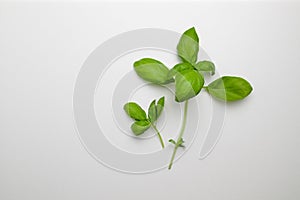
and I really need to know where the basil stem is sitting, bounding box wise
[151,123,165,148]
[168,100,189,169]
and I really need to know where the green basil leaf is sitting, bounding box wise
[194,60,215,75]
[168,63,194,79]
[156,96,165,118]
[168,139,176,145]
[148,100,157,122]
[134,58,173,84]
[123,102,147,121]
[131,120,151,136]
[168,138,185,147]
[177,138,185,147]
[148,96,165,123]
[177,27,199,65]
[175,70,204,102]
[206,76,253,101]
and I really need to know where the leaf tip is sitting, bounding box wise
[123,103,129,111]
[184,27,199,42]
[158,96,165,104]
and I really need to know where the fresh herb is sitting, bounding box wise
[127,27,253,169]
[123,96,165,148]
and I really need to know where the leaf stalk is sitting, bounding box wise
[151,123,165,149]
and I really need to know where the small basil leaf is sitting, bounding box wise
[134,58,173,84]
[206,76,253,101]
[175,70,204,102]
[131,120,151,136]
[177,138,185,147]
[123,102,147,121]
[148,100,157,123]
[156,96,165,118]
[177,27,199,65]
[168,139,176,145]
[194,61,215,75]
[168,63,194,79]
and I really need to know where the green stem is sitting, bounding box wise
[168,144,179,170]
[168,100,189,170]
[151,124,165,149]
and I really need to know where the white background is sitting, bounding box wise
[0,1,299,200]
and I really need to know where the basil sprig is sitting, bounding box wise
[124,97,165,148]
[124,27,253,169]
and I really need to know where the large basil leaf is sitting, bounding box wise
[175,70,204,102]
[206,76,253,101]
[134,58,173,84]
[131,120,151,135]
[194,60,215,75]
[123,102,147,121]
[177,27,199,65]
[168,63,194,79]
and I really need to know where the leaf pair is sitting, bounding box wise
[123,97,165,136]
[148,97,165,123]
[169,138,185,148]
[177,27,215,75]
